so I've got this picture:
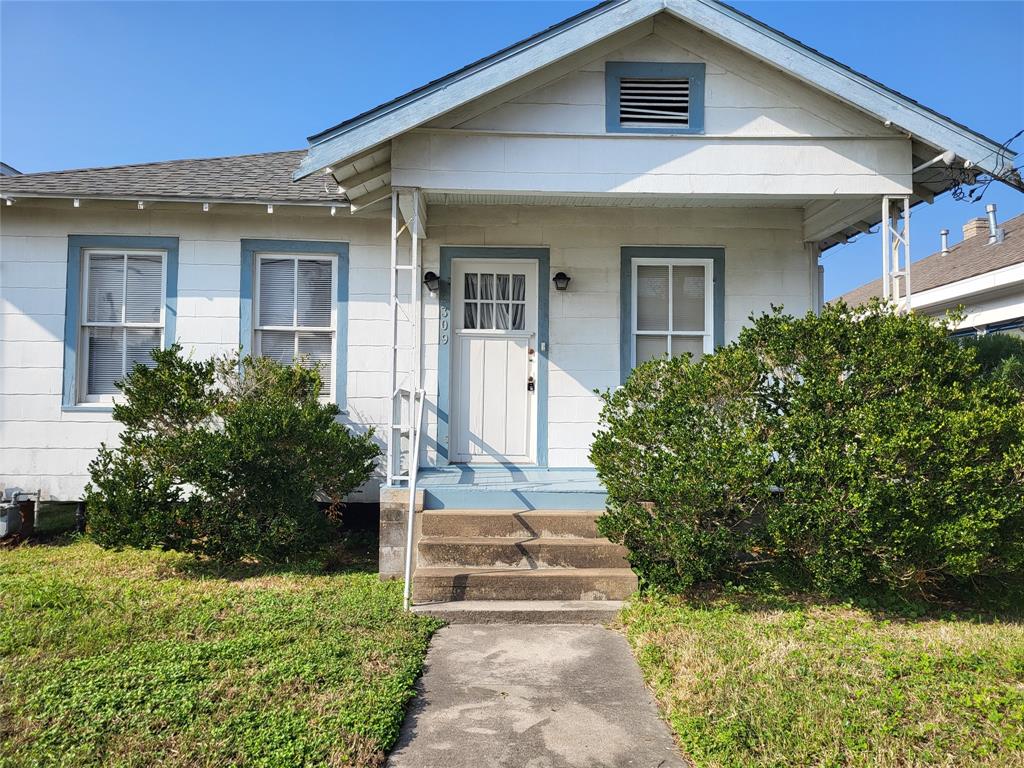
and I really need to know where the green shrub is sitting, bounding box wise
[748,303,1024,594]
[591,302,1024,596]
[960,331,1024,391]
[590,346,775,589]
[85,346,381,563]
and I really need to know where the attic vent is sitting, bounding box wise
[619,78,690,128]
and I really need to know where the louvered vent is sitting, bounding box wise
[619,77,690,128]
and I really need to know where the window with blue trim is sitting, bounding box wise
[256,253,337,397]
[240,240,349,407]
[605,62,706,134]
[63,235,179,409]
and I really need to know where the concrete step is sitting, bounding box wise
[412,567,638,602]
[411,599,626,625]
[420,509,603,539]
[418,536,630,570]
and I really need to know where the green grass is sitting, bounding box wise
[621,590,1024,768]
[0,537,440,768]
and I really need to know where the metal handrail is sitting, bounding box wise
[402,388,426,611]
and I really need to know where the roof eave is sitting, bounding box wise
[293,0,656,180]
[0,191,349,209]
[295,0,1016,184]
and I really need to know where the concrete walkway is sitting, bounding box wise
[387,624,688,768]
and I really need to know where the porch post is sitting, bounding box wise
[881,195,912,312]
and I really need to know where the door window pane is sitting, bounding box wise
[463,303,478,330]
[464,273,478,300]
[635,335,668,364]
[479,303,494,329]
[636,265,669,330]
[496,274,510,301]
[511,304,525,331]
[512,274,526,301]
[479,274,494,301]
[672,266,705,332]
[495,302,510,330]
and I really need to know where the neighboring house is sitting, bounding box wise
[841,209,1024,337]
[2,0,1020,598]
[0,163,22,177]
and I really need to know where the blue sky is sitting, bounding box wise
[2,1,1022,299]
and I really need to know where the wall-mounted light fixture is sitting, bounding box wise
[552,271,571,291]
[423,270,441,294]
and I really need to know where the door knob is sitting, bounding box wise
[527,376,535,392]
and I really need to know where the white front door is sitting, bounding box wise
[451,259,539,464]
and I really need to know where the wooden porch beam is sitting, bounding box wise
[338,162,391,192]
[349,184,393,212]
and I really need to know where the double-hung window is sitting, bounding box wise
[631,258,713,365]
[79,249,166,401]
[255,253,337,398]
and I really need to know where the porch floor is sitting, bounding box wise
[416,466,607,510]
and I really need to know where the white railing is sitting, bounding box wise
[385,188,426,611]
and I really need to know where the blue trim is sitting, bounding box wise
[62,234,179,409]
[417,466,604,510]
[605,61,706,134]
[438,246,550,467]
[619,246,725,384]
[240,239,349,407]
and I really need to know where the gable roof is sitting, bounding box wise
[840,212,1024,306]
[0,150,346,206]
[295,0,1018,184]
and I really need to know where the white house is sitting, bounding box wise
[2,0,1020,602]
[842,208,1024,336]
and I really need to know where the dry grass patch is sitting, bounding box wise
[0,537,439,768]
[621,592,1024,768]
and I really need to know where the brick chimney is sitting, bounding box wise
[962,217,989,240]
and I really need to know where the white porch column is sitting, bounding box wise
[386,188,427,486]
[881,195,912,311]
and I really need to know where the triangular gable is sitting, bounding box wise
[294,0,1016,183]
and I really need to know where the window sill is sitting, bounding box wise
[62,404,115,414]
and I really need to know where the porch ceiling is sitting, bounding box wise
[422,191,813,208]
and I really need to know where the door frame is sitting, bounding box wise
[438,246,550,467]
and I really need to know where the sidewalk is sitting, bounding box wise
[387,624,688,768]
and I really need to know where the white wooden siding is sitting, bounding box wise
[405,26,913,197]
[0,203,391,500]
[418,204,811,468]
[1,200,811,497]
[440,24,891,138]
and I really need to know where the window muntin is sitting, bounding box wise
[254,253,337,397]
[79,249,166,401]
[461,270,527,331]
[631,258,713,365]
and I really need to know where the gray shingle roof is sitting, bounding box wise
[0,150,344,204]
[840,212,1024,306]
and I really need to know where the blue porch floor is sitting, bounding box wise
[416,466,607,510]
